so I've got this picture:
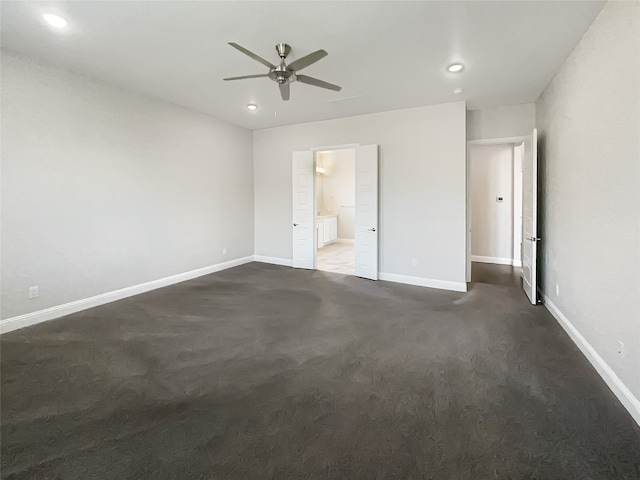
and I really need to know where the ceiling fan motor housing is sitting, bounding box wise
[270,65,294,84]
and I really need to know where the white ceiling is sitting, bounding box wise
[1,1,604,130]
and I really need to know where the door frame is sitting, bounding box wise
[466,136,528,283]
[310,144,360,271]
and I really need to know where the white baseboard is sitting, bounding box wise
[254,257,466,293]
[1,255,466,334]
[0,255,254,335]
[253,255,293,267]
[543,295,640,426]
[379,272,467,293]
[336,238,355,244]
[472,255,520,266]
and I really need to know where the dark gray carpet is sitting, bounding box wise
[2,262,639,479]
[471,262,522,288]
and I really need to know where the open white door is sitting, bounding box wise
[522,128,538,304]
[355,144,379,280]
[292,150,314,269]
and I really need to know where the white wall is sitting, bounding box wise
[317,149,355,239]
[1,51,255,320]
[254,102,467,288]
[467,103,535,141]
[536,0,640,418]
[470,144,514,262]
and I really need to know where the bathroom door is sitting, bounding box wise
[292,150,315,269]
[355,144,379,280]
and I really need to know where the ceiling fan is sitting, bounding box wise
[223,43,342,101]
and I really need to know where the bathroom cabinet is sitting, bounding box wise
[317,215,338,248]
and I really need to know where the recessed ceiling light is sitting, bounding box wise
[43,13,68,29]
[453,89,463,94]
[447,63,464,73]
[247,104,257,111]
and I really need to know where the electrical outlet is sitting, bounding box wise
[617,341,624,356]
[222,248,227,255]
[556,283,560,296]
[28,286,39,299]
[411,259,418,268]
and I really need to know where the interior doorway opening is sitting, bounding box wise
[314,148,356,275]
[468,140,525,284]
[292,144,378,280]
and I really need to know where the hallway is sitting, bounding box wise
[471,261,523,288]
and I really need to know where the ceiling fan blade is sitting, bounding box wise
[279,82,290,101]
[223,74,269,81]
[288,50,328,72]
[296,74,342,92]
[228,42,276,69]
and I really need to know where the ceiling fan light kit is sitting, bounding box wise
[224,42,342,101]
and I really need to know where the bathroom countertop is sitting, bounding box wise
[316,214,337,219]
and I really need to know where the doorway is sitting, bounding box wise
[292,144,379,280]
[466,130,538,304]
[315,149,356,275]
[467,140,524,285]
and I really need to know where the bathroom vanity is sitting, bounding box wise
[316,215,338,248]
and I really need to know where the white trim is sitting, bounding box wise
[471,255,517,266]
[512,259,522,267]
[254,257,467,293]
[379,272,467,293]
[467,135,528,146]
[336,238,355,244]
[0,256,254,335]
[253,255,293,267]
[311,143,359,152]
[544,295,640,426]
[255,257,466,293]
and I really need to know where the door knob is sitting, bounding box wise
[293,223,299,227]
[368,227,376,232]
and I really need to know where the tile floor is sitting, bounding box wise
[316,241,354,275]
